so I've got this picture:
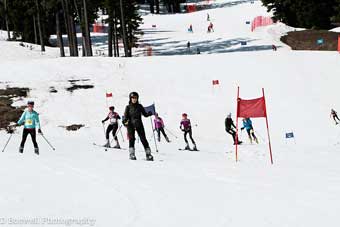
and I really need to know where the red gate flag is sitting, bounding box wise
[235,87,273,164]
[106,92,112,98]
[237,97,266,118]
[212,80,219,85]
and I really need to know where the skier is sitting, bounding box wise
[241,118,258,144]
[330,109,340,125]
[225,113,241,145]
[196,47,200,54]
[16,101,42,155]
[187,41,191,52]
[180,113,197,151]
[123,92,153,161]
[102,106,121,148]
[207,13,210,21]
[188,24,193,33]
[154,113,170,142]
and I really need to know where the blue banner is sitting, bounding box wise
[144,104,156,115]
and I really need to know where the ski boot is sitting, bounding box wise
[184,143,191,150]
[104,139,110,148]
[157,137,161,142]
[113,140,121,149]
[165,136,170,143]
[19,146,24,153]
[129,148,136,160]
[34,147,39,155]
[192,144,198,151]
[145,148,153,161]
[254,137,259,144]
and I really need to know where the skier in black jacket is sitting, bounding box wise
[225,113,241,145]
[123,92,153,161]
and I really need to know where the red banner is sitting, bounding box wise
[237,97,266,118]
[251,16,273,32]
[106,93,112,98]
[212,80,219,85]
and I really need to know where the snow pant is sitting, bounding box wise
[20,128,38,148]
[184,129,195,145]
[156,127,167,141]
[226,128,237,142]
[106,123,119,141]
[246,127,257,140]
[127,122,150,149]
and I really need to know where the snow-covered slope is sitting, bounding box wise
[1,1,340,227]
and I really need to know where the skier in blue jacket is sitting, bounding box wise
[17,101,42,155]
[241,118,258,144]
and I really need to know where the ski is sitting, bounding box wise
[93,143,126,150]
[178,148,199,151]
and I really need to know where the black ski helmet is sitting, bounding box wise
[129,92,139,100]
[109,106,115,111]
[27,101,34,106]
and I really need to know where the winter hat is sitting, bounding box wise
[182,113,188,117]
[129,91,139,100]
[27,101,34,106]
[109,106,115,111]
[227,113,231,118]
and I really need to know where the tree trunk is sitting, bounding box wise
[4,0,10,40]
[149,0,154,14]
[119,0,129,57]
[155,0,160,14]
[61,0,73,56]
[108,9,113,57]
[82,0,92,56]
[70,14,78,56]
[113,9,119,57]
[33,15,38,44]
[35,0,45,52]
[56,11,65,57]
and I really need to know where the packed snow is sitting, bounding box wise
[1,1,340,227]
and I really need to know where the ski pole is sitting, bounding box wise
[41,134,56,151]
[254,130,265,143]
[111,125,124,144]
[102,123,106,138]
[2,133,13,152]
[118,124,125,142]
[164,128,178,139]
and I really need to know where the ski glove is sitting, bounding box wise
[38,129,42,134]
[148,111,153,116]
[123,119,129,126]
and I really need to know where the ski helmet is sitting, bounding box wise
[227,113,231,118]
[129,91,139,100]
[27,101,34,106]
[182,113,188,117]
[109,106,115,111]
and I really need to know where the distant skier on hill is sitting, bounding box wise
[123,92,154,161]
[180,113,197,151]
[225,113,242,145]
[102,106,121,148]
[16,101,42,155]
[330,109,340,125]
[241,118,258,144]
[154,113,170,142]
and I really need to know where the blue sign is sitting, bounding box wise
[285,132,294,139]
[317,38,324,45]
